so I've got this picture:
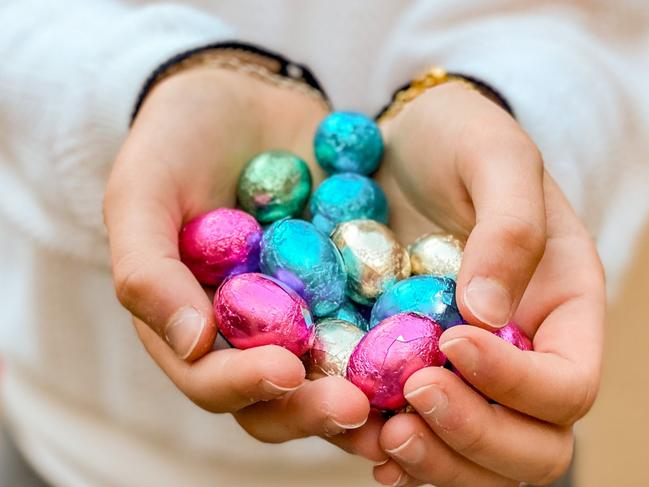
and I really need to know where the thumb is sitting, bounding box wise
[455,130,547,328]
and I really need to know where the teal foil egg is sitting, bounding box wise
[260,219,347,316]
[323,299,370,332]
[237,150,312,223]
[310,173,388,235]
[314,112,383,175]
[370,275,464,330]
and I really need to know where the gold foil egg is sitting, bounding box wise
[408,232,464,278]
[331,219,411,305]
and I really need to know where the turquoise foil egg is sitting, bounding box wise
[324,299,370,332]
[314,112,383,175]
[260,219,347,317]
[310,173,388,235]
[370,275,464,330]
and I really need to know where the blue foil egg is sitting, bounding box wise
[314,112,383,175]
[310,173,388,235]
[260,219,347,317]
[323,299,370,332]
[370,275,464,330]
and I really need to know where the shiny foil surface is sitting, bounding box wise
[494,322,533,351]
[307,319,365,377]
[325,299,370,332]
[370,275,464,330]
[409,233,464,278]
[179,208,262,286]
[260,219,347,316]
[313,112,383,175]
[332,220,410,305]
[214,273,313,356]
[346,312,446,410]
[310,173,388,235]
[237,150,312,223]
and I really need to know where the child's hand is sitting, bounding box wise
[372,83,605,486]
[104,68,385,461]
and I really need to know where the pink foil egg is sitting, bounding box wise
[346,312,446,410]
[179,208,262,286]
[494,322,533,351]
[214,273,313,356]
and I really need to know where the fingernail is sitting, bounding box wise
[405,384,449,425]
[391,472,410,486]
[260,379,301,396]
[440,337,479,375]
[386,434,426,465]
[374,458,390,466]
[464,276,512,328]
[164,307,205,359]
[324,416,367,436]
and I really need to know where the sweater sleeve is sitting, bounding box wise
[0,1,233,265]
[373,2,648,290]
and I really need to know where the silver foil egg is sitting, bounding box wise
[307,318,365,378]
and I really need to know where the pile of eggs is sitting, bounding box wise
[179,112,532,411]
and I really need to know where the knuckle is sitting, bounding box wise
[454,420,488,458]
[558,369,600,426]
[113,253,150,309]
[497,213,546,262]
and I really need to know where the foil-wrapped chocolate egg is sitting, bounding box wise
[179,208,262,286]
[370,275,463,330]
[260,219,347,316]
[214,273,313,356]
[307,319,365,377]
[237,150,312,223]
[346,312,446,410]
[331,220,410,306]
[494,322,533,351]
[314,112,383,175]
[325,299,370,332]
[310,173,388,235]
[409,233,465,278]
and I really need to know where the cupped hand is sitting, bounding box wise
[372,83,605,486]
[104,67,385,461]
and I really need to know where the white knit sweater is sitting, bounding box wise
[1,1,647,486]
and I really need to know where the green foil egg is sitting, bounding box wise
[237,150,312,223]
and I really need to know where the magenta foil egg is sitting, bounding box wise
[494,322,533,351]
[346,312,446,410]
[179,208,262,286]
[214,273,313,356]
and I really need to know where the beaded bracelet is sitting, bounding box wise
[132,41,331,123]
[376,66,514,123]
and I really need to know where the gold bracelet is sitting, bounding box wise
[150,48,331,111]
[377,67,478,123]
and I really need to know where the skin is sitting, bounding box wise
[104,68,604,486]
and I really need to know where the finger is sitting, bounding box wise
[455,124,546,328]
[373,460,415,487]
[380,414,517,487]
[403,367,574,484]
[327,410,388,463]
[234,376,370,443]
[134,318,305,412]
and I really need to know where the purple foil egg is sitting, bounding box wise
[494,322,533,351]
[179,208,262,286]
[346,312,446,410]
[214,273,313,356]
